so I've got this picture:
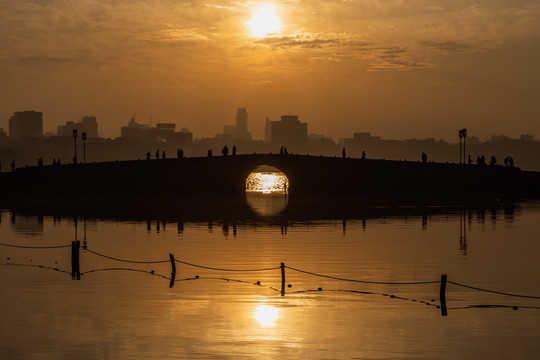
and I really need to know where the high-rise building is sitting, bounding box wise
[9,111,43,137]
[236,108,248,134]
[270,115,308,149]
[265,116,272,143]
[223,108,251,140]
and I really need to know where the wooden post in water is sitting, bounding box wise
[281,262,286,296]
[169,253,176,288]
[169,253,176,273]
[71,241,80,280]
[440,274,448,316]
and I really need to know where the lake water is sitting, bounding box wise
[1,199,540,359]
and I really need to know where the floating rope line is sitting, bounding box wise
[285,266,440,285]
[0,242,71,249]
[80,267,175,280]
[174,259,281,272]
[448,280,540,299]
[288,288,441,308]
[84,248,170,264]
[448,304,540,310]
[2,262,71,274]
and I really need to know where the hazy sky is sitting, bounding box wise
[1,0,539,141]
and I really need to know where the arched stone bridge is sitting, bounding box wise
[1,153,538,201]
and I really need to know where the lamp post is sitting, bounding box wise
[458,129,463,164]
[72,129,78,164]
[461,128,467,164]
[82,132,87,163]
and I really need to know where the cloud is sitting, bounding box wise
[139,28,209,42]
[419,41,473,53]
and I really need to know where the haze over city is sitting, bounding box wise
[2,0,540,140]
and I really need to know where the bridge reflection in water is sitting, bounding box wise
[245,166,289,216]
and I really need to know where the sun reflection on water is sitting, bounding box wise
[254,304,280,327]
[246,172,288,193]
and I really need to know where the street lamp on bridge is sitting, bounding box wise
[72,129,78,164]
[82,132,87,163]
[458,128,467,164]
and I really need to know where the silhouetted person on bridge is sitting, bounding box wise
[155,150,159,160]
[361,151,366,160]
[509,157,514,167]
[284,147,288,155]
[421,152,427,163]
[342,148,346,158]
[232,145,236,156]
[280,146,284,155]
[490,155,497,166]
[162,150,166,159]
[146,151,151,160]
[57,159,61,165]
[221,145,229,156]
[207,149,213,157]
[177,148,183,159]
[11,160,15,171]
[0,161,2,172]
[504,157,508,166]
[468,155,472,165]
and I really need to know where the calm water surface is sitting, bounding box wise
[1,201,540,359]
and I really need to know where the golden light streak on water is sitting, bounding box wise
[246,172,288,193]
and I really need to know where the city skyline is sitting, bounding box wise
[1,1,539,141]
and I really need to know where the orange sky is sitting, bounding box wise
[1,1,539,141]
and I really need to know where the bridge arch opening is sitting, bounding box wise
[245,165,289,194]
[245,165,289,216]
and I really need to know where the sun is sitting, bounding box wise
[248,6,282,38]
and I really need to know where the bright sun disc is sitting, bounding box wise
[248,6,281,38]
[254,305,280,326]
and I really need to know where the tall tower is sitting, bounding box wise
[236,108,248,134]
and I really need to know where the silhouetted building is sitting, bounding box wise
[9,111,43,137]
[271,115,308,149]
[57,116,99,138]
[265,116,272,143]
[121,116,192,143]
[223,108,252,140]
[167,127,193,146]
[120,116,150,139]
